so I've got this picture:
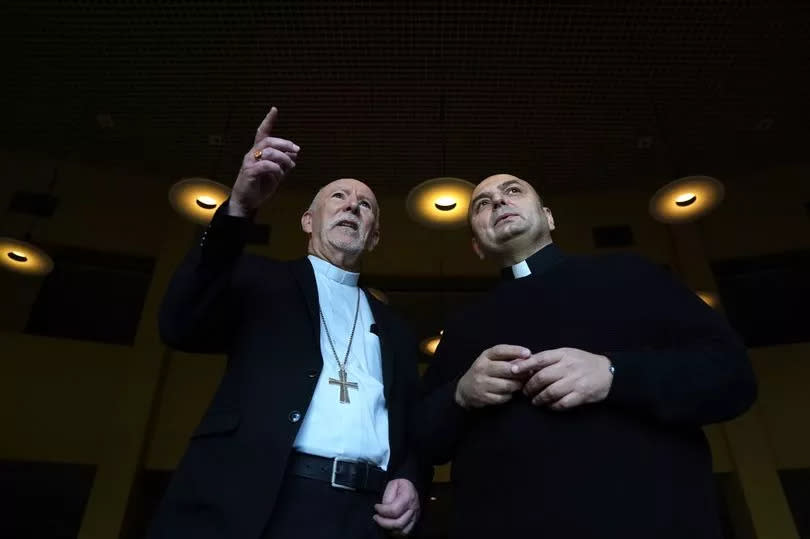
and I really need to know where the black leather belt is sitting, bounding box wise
[288,452,387,493]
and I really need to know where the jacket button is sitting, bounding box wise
[289,411,302,423]
[307,370,318,379]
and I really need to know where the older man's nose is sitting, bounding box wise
[345,197,360,213]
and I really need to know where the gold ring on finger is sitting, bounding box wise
[253,149,263,160]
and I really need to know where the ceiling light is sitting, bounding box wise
[196,195,218,210]
[674,192,697,207]
[420,333,442,356]
[649,176,724,224]
[169,178,230,225]
[406,177,475,229]
[367,288,389,304]
[8,251,28,262]
[0,238,54,276]
[434,196,457,211]
[696,291,719,309]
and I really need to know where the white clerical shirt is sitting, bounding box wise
[292,255,390,469]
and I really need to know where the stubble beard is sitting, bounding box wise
[493,220,529,244]
[328,228,365,256]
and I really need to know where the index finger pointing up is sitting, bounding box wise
[254,107,278,144]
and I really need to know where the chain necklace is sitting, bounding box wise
[319,288,361,404]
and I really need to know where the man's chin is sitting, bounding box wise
[328,237,364,255]
[329,228,361,242]
[493,225,527,244]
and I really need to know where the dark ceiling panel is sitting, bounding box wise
[2,1,808,195]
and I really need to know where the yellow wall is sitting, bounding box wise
[751,344,810,470]
[0,334,129,464]
[1,336,804,475]
[144,353,226,470]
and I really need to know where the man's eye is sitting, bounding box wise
[507,187,521,194]
[360,200,371,208]
[333,192,344,199]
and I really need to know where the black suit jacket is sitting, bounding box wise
[148,206,426,539]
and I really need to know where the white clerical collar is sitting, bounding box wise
[308,255,360,286]
[511,260,532,279]
[500,244,564,281]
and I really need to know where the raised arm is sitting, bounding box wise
[159,107,300,353]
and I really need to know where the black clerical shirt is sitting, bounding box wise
[419,244,756,539]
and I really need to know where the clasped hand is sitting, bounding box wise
[455,345,613,411]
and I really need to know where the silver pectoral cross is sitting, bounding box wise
[329,368,359,404]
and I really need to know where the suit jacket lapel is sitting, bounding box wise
[291,257,320,342]
[366,292,395,401]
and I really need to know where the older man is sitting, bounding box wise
[419,173,756,538]
[150,109,424,539]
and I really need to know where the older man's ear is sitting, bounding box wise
[301,211,313,234]
[367,227,380,252]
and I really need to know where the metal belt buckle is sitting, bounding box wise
[331,457,359,491]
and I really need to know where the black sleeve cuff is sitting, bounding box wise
[604,351,655,409]
[198,199,253,267]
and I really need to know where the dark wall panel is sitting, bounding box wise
[0,460,95,539]
[24,247,155,345]
[713,250,810,347]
